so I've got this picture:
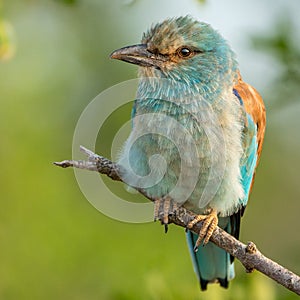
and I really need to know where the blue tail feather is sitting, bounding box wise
[186,216,236,290]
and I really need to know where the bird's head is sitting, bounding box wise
[110,16,238,87]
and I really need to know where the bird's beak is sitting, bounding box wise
[110,44,166,68]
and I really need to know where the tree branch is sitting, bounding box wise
[54,146,300,295]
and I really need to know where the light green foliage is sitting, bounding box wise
[0,19,15,60]
[0,1,299,299]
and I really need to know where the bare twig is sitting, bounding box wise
[54,146,300,295]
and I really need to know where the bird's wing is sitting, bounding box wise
[230,74,266,240]
[235,74,266,164]
[234,73,266,196]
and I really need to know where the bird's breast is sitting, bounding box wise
[118,91,245,216]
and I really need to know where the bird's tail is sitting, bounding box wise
[186,216,235,290]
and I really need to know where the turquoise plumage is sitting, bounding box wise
[110,16,266,291]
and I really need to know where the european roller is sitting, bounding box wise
[110,16,266,290]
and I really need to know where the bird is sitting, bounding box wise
[110,15,266,290]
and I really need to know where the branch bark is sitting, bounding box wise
[54,146,300,295]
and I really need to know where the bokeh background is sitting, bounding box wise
[1,0,300,299]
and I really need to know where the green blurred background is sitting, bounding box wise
[1,0,300,299]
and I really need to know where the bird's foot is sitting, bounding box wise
[187,209,218,250]
[154,196,178,233]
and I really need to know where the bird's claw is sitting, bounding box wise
[187,209,218,251]
[154,196,178,233]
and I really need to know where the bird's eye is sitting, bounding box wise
[177,47,193,58]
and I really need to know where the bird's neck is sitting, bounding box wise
[136,70,237,106]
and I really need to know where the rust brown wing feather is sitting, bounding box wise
[229,73,266,241]
[234,72,266,192]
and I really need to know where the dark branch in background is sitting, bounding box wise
[54,146,300,296]
[252,17,300,110]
